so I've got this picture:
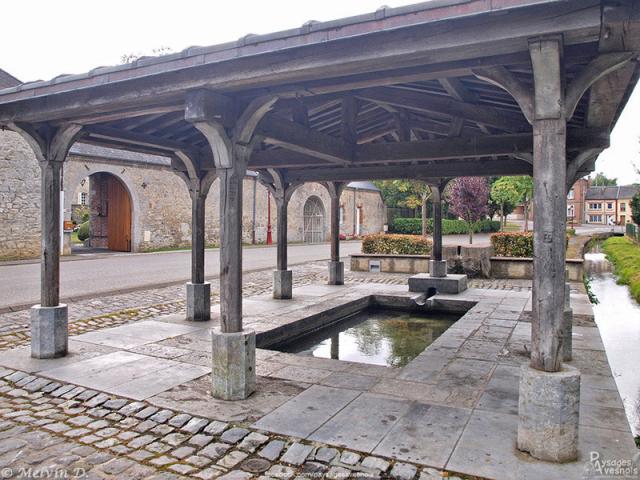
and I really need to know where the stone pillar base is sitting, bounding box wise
[429,260,447,278]
[408,273,467,294]
[517,364,580,463]
[186,282,211,322]
[328,261,344,285]
[31,304,68,359]
[273,270,293,299]
[563,308,573,361]
[211,328,256,400]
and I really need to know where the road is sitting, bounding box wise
[0,242,362,312]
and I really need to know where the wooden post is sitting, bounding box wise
[191,193,206,285]
[529,38,567,373]
[40,160,63,307]
[331,193,340,263]
[276,196,288,272]
[218,163,245,332]
[432,187,443,262]
[325,181,346,285]
[11,123,82,359]
[186,92,277,400]
[173,152,215,322]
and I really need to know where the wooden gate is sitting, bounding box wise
[106,175,132,252]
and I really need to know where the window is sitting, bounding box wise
[620,203,626,212]
[567,190,574,200]
[589,203,602,210]
[589,214,602,223]
[80,192,87,206]
[339,206,345,225]
[567,205,575,218]
[607,202,613,210]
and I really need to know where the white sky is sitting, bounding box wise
[2,0,639,184]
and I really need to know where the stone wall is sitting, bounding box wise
[0,131,40,260]
[1,140,385,258]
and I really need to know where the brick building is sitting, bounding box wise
[566,178,589,226]
[584,185,639,225]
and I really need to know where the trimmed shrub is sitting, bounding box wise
[491,232,533,257]
[77,221,90,242]
[390,217,500,235]
[362,234,432,255]
[391,218,423,235]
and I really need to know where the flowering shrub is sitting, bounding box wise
[491,232,533,257]
[362,234,432,255]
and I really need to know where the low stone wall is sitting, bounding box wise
[490,257,584,281]
[351,253,432,274]
[351,253,584,281]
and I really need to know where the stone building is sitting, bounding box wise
[0,130,385,259]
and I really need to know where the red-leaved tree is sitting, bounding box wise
[448,177,490,244]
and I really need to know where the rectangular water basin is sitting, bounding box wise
[270,307,460,367]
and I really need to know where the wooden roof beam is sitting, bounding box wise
[283,158,533,183]
[355,87,529,132]
[256,113,352,165]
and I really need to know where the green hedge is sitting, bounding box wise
[390,217,500,235]
[77,221,90,242]
[362,234,432,255]
[491,232,533,257]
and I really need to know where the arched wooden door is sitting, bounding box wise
[303,196,325,244]
[106,175,132,252]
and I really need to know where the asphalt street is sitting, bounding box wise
[0,242,362,311]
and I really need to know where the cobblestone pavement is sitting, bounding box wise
[0,262,416,351]
[0,367,468,480]
[0,260,537,352]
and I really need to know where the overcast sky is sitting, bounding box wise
[3,0,639,183]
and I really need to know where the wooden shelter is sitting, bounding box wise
[1,0,639,460]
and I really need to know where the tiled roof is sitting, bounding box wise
[586,185,639,200]
[0,0,561,98]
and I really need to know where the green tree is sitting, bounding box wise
[591,172,617,186]
[631,191,640,225]
[374,180,432,236]
[491,178,521,230]
[513,176,533,232]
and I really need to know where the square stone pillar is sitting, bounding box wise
[273,270,293,300]
[186,282,211,322]
[31,304,68,359]
[211,329,256,400]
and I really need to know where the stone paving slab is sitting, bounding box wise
[373,402,471,468]
[72,320,203,349]
[308,392,412,452]
[252,385,360,438]
[39,351,210,400]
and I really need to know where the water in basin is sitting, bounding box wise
[273,308,459,367]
